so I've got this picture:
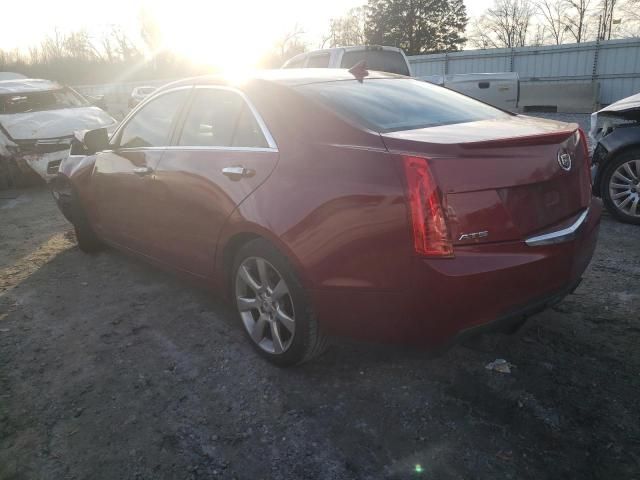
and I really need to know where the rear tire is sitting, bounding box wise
[601,149,640,225]
[232,238,327,366]
[71,190,104,253]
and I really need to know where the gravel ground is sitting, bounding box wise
[1,180,639,480]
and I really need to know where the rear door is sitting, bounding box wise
[91,87,190,254]
[151,86,279,277]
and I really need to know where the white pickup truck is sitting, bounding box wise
[283,46,519,111]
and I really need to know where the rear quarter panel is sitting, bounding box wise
[215,82,415,336]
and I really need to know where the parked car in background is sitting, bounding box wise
[590,92,640,224]
[0,78,116,188]
[283,46,519,111]
[283,45,412,76]
[84,93,108,111]
[53,70,600,366]
[420,72,519,112]
[128,86,157,108]
[0,72,27,81]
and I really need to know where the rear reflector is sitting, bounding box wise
[578,128,590,164]
[578,128,592,186]
[402,156,453,257]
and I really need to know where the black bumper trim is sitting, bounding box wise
[452,277,582,343]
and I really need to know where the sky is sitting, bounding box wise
[0,0,494,67]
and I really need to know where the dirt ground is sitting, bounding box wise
[1,187,639,480]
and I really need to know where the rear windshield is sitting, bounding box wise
[340,50,410,76]
[297,78,511,132]
[0,87,88,114]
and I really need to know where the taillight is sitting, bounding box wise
[402,156,453,257]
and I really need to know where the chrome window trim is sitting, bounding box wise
[192,85,278,150]
[109,84,278,152]
[114,146,277,153]
[525,208,590,246]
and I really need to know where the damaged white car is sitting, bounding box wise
[590,92,640,224]
[0,78,116,188]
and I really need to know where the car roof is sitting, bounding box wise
[160,68,406,92]
[0,78,62,94]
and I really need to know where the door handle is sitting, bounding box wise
[222,166,254,178]
[133,166,153,176]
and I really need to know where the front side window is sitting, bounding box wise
[307,54,330,68]
[118,90,188,149]
[297,78,511,133]
[178,89,268,148]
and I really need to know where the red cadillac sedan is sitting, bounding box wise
[52,69,601,366]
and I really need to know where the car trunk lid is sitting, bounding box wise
[382,115,591,245]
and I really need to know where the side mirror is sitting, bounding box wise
[70,128,110,156]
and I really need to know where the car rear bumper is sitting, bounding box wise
[407,197,601,346]
[313,198,601,346]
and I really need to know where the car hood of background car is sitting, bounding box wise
[596,92,640,120]
[0,106,116,141]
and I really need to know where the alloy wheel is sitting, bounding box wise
[609,159,640,218]
[235,257,296,354]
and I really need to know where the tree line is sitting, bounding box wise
[323,0,639,53]
[1,0,639,85]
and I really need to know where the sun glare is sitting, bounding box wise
[151,0,279,71]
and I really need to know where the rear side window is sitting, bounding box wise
[297,78,511,133]
[119,89,187,148]
[178,88,268,148]
[340,50,410,76]
[307,53,330,68]
[232,105,269,148]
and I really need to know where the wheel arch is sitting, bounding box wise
[215,222,310,299]
[597,142,640,196]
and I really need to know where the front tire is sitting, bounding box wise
[232,239,327,366]
[601,149,640,224]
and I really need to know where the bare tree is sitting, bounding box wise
[63,30,100,61]
[469,0,535,48]
[597,0,619,39]
[617,0,640,36]
[326,7,367,48]
[260,24,308,68]
[467,18,499,48]
[536,0,568,43]
[109,26,141,61]
[40,28,65,63]
[565,0,594,42]
[278,24,306,59]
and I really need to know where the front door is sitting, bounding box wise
[90,88,190,255]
